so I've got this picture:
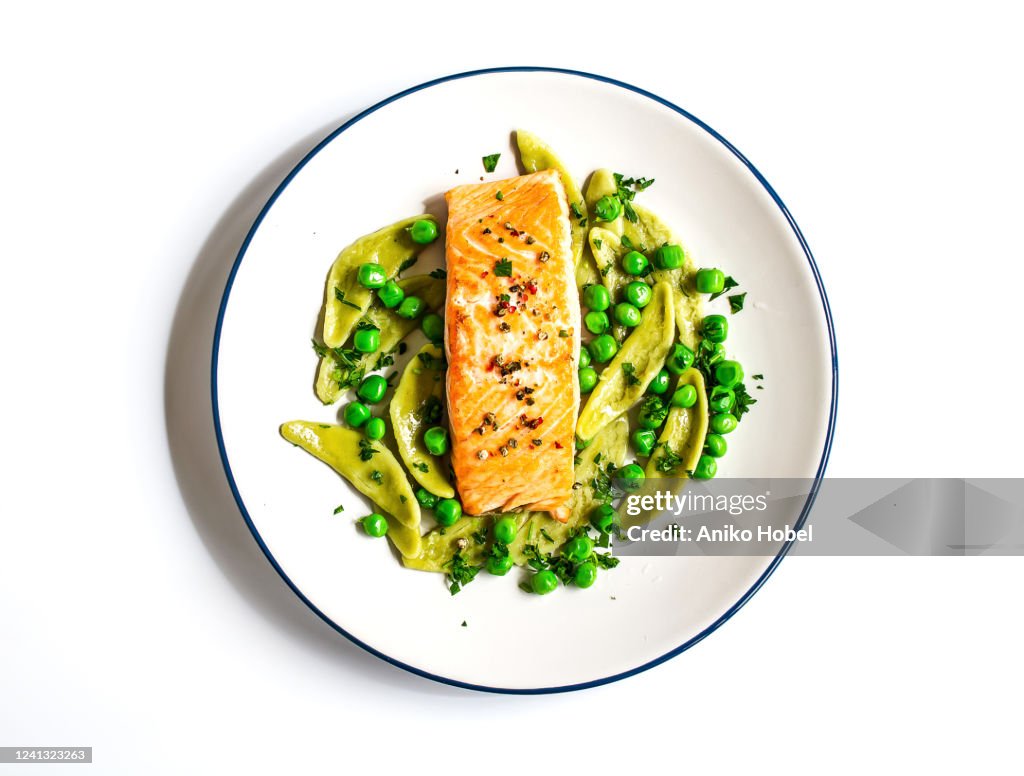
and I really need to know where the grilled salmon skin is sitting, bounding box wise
[444,169,579,520]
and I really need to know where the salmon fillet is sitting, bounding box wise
[444,169,579,520]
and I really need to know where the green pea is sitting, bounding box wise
[695,268,725,294]
[421,313,444,343]
[494,516,517,545]
[715,360,744,388]
[343,401,370,428]
[590,504,617,533]
[709,385,735,413]
[618,463,646,491]
[487,553,514,576]
[377,280,405,309]
[357,263,387,289]
[397,295,424,319]
[579,367,598,393]
[593,195,622,222]
[563,535,594,563]
[647,369,670,395]
[423,426,449,456]
[583,283,611,312]
[585,310,611,335]
[356,375,388,404]
[631,428,657,457]
[574,562,597,588]
[353,327,380,354]
[361,513,388,537]
[364,417,386,440]
[613,302,642,328]
[693,454,718,480]
[665,342,695,375]
[654,244,684,270]
[531,569,559,595]
[703,314,728,344]
[704,433,727,458]
[588,334,619,364]
[409,219,438,245]
[621,250,649,276]
[671,384,698,408]
[625,281,653,309]
[710,413,738,434]
[415,487,439,509]
[578,347,591,369]
[435,498,462,526]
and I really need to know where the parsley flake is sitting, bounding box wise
[482,153,501,172]
[494,258,513,277]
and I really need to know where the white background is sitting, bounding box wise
[2,2,1022,773]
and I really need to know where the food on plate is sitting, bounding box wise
[444,169,578,520]
[281,130,757,595]
[389,343,455,498]
[280,421,422,558]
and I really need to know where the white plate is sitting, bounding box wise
[213,68,837,692]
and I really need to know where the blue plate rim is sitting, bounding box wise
[210,66,839,694]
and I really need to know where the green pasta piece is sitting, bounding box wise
[314,274,445,404]
[576,282,676,442]
[280,421,421,558]
[516,129,600,289]
[322,215,436,348]
[645,368,709,480]
[390,343,454,499]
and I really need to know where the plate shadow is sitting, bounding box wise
[163,117,465,697]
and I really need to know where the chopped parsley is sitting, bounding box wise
[594,238,603,249]
[495,190,504,201]
[558,329,569,338]
[471,527,488,546]
[414,395,442,424]
[429,268,447,279]
[729,292,747,314]
[655,444,684,474]
[591,461,619,502]
[620,234,634,249]
[370,470,383,484]
[398,256,418,275]
[709,275,739,302]
[333,504,345,514]
[638,395,670,429]
[622,362,641,386]
[613,172,654,224]
[570,201,583,219]
[752,373,764,381]
[482,153,501,172]
[445,551,481,595]
[494,258,513,277]
[732,383,757,421]
[312,340,365,390]
[593,553,620,570]
[540,528,555,543]
[372,344,398,371]
[417,351,441,370]
[333,287,361,309]
[358,439,379,462]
